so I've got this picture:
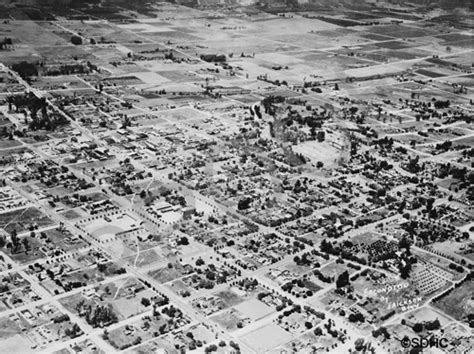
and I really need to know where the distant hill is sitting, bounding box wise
[385,0,473,10]
[1,0,472,17]
[248,0,474,10]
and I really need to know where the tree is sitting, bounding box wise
[425,319,440,331]
[229,341,240,350]
[336,270,350,289]
[71,35,82,45]
[348,312,365,323]
[22,237,29,252]
[97,263,108,272]
[10,229,20,253]
[317,131,325,142]
[399,260,412,279]
[177,236,189,246]
[11,61,38,79]
[205,344,218,353]
[413,322,423,333]
[177,196,186,207]
[141,297,151,307]
[237,197,252,210]
[399,236,411,253]
[86,304,118,327]
[354,338,365,352]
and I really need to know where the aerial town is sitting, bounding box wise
[0,0,472,353]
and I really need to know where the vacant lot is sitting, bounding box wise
[149,263,187,283]
[241,323,293,352]
[234,298,273,321]
[434,281,474,322]
[0,207,55,234]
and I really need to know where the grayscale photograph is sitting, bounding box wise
[0,0,472,353]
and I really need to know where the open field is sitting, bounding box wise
[0,207,55,234]
[433,281,474,323]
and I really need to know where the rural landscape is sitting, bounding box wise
[0,0,472,353]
